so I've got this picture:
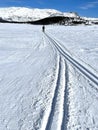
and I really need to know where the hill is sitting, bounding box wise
[0,7,98,25]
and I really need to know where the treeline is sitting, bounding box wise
[0,16,98,25]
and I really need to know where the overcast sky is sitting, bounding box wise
[0,0,98,17]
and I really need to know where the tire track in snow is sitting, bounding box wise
[45,33,98,87]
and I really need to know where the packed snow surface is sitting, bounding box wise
[0,23,98,130]
[47,25,98,72]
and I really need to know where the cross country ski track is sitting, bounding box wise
[45,33,98,87]
[39,33,70,130]
[40,32,98,130]
[40,55,69,130]
[1,24,98,130]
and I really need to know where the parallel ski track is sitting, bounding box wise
[45,33,98,87]
[61,61,69,130]
[42,55,69,130]
[45,56,61,130]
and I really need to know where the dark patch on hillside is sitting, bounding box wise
[0,17,9,23]
[29,16,68,25]
[0,16,91,25]
[28,16,89,25]
[92,21,98,24]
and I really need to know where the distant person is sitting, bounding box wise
[42,25,45,32]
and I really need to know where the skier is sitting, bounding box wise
[42,25,45,32]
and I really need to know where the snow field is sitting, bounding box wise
[47,25,98,72]
[0,23,98,130]
[45,27,98,129]
[0,23,57,130]
[67,64,98,130]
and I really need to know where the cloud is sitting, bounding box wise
[80,1,98,9]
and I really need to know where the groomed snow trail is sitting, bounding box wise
[45,32,98,130]
[0,24,98,130]
[0,24,58,130]
[39,34,69,130]
[44,56,68,130]
[45,33,98,87]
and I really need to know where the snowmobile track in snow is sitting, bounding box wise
[45,33,98,87]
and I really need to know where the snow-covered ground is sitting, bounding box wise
[0,23,98,130]
[47,25,98,72]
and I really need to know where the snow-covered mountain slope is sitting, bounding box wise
[0,7,98,24]
[0,7,81,22]
[64,12,79,18]
[82,17,98,24]
[83,17,98,21]
[0,7,63,22]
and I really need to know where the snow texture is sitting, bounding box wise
[0,7,62,22]
[0,7,84,23]
[0,23,98,130]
